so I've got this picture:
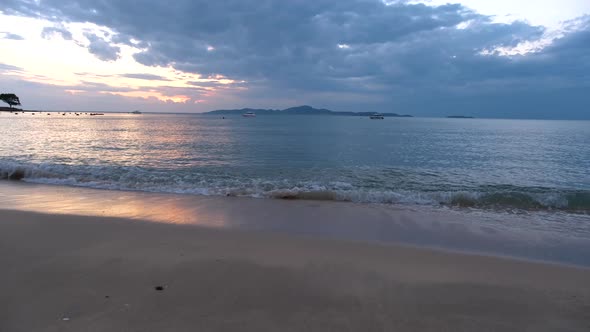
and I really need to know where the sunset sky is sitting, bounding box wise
[1,0,589,118]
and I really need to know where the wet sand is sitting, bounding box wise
[1,181,590,266]
[1,209,589,331]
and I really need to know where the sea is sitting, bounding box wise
[2,111,590,264]
[2,112,589,211]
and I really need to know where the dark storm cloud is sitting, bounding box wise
[41,26,72,40]
[185,80,247,89]
[83,32,120,61]
[2,1,590,118]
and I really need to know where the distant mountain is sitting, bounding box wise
[206,105,412,117]
[447,115,474,119]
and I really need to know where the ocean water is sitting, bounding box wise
[1,112,589,213]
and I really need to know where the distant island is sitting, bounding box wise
[447,115,474,119]
[0,107,22,112]
[206,105,413,117]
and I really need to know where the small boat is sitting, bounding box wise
[131,110,142,114]
[242,111,256,117]
[369,113,384,119]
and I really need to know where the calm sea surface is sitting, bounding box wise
[1,112,589,213]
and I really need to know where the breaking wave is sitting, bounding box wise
[1,161,589,213]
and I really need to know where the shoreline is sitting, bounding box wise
[2,209,590,331]
[2,158,589,214]
[1,181,590,267]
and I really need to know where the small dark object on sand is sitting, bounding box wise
[155,286,164,291]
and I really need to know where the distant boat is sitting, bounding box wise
[369,113,384,119]
[89,113,104,116]
[242,111,256,117]
[132,110,142,114]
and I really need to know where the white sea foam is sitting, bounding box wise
[1,161,588,213]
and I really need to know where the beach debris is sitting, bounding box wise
[155,285,165,291]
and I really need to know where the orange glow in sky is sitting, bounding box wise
[108,91,192,103]
[0,15,243,109]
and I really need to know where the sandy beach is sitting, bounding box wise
[1,208,590,331]
[2,0,590,330]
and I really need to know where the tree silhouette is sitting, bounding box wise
[0,93,21,108]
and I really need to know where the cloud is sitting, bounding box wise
[0,63,23,72]
[2,1,590,118]
[0,74,188,112]
[41,26,72,40]
[1,32,24,40]
[84,32,121,62]
[120,73,171,81]
[0,72,215,112]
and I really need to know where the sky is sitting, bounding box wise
[0,0,589,119]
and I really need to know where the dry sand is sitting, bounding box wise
[1,209,589,332]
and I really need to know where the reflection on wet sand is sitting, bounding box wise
[1,181,590,266]
[0,182,229,227]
